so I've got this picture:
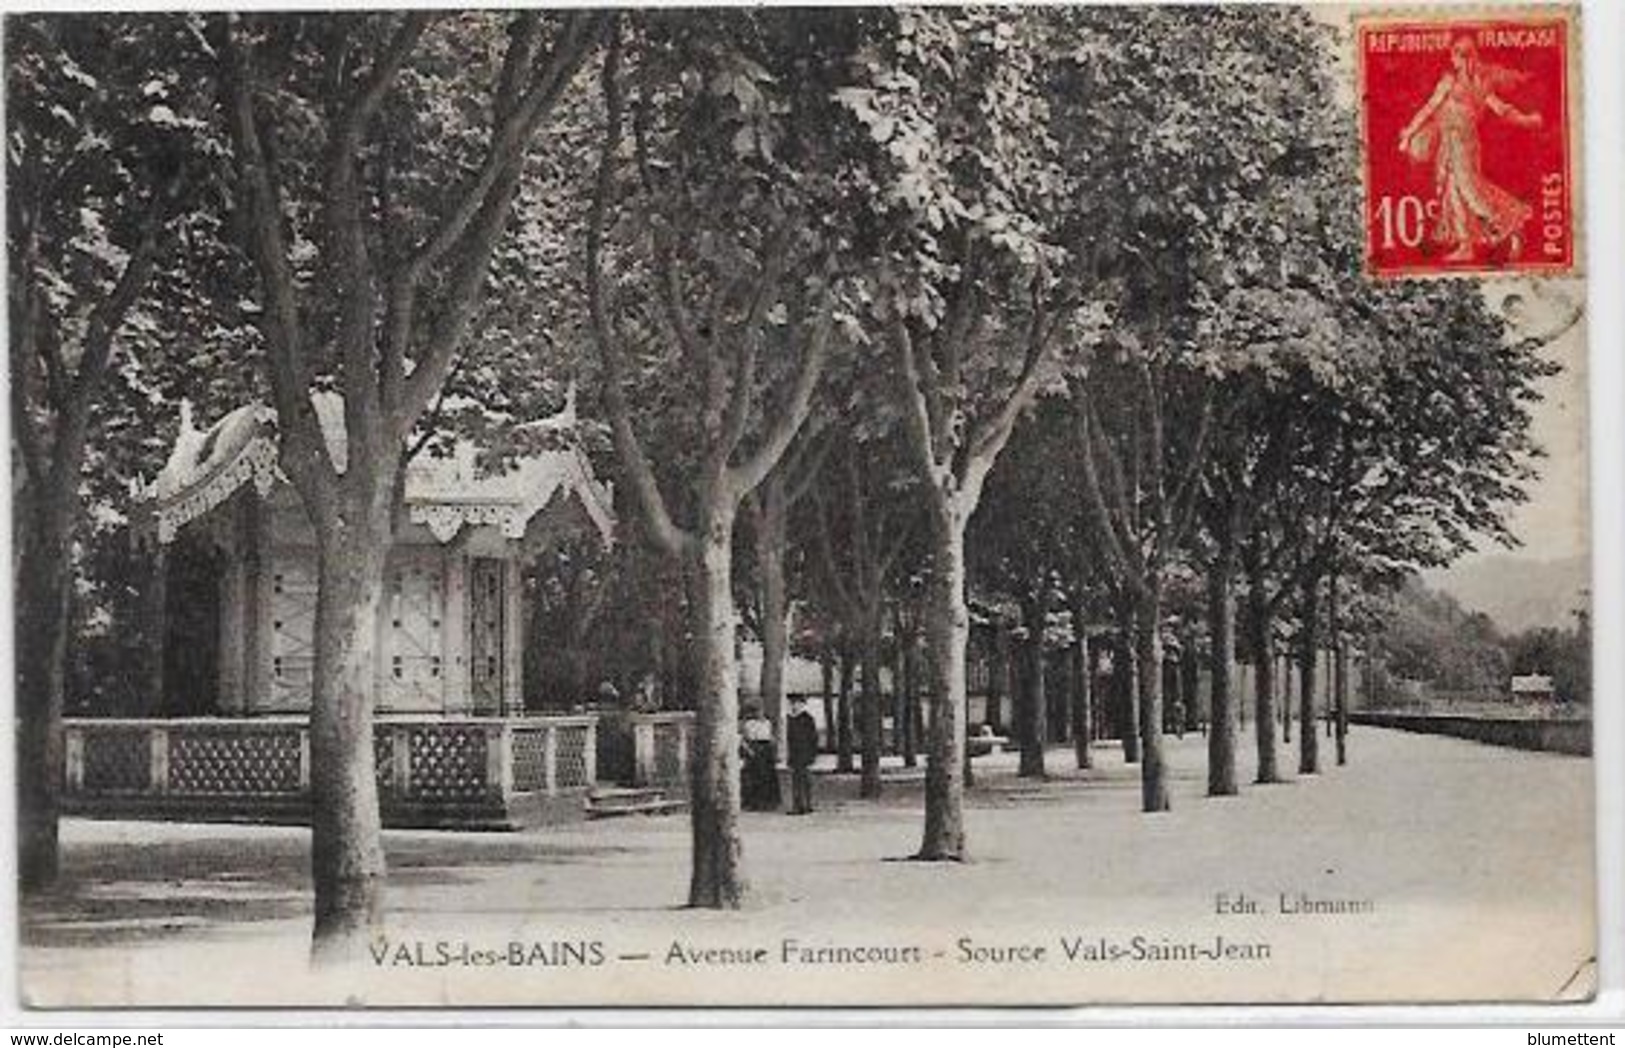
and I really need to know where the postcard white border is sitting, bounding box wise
[0,0,1618,1028]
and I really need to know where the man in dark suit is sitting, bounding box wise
[786,696,819,815]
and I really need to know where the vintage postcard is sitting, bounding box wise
[9,3,1596,1009]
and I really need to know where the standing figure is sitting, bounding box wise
[786,697,819,815]
[1398,37,1543,262]
[740,705,781,811]
[632,672,660,713]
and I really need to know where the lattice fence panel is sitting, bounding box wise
[374,732,394,791]
[555,725,590,789]
[81,731,150,793]
[653,724,685,787]
[511,729,548,792]
[169,730,302,795]
[406,726,490,800]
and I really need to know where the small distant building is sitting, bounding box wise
[1511,674,1556,704]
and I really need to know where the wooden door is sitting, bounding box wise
[268,557,317,711]
[469,557,506,713]
[382,555,444,712]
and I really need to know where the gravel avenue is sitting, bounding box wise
[20,728,1593,1007]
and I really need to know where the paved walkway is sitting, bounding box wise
[19,727,1595,1008]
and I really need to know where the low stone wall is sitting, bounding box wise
[62,714,599,829]
[637,712,694,792]
[1350,711,1591,757]
[594,710,697,791]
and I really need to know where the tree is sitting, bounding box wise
[1071,348,1211,812]
[811,433,916,798]
[740,429,827,753]
[1201,375,1320,790]
[9,13,227,890]
[970,399,1097,779]
[838,8,1081,860]
[1507,609,1589,706]
[584,13,857,905]
[1261,276,1554,774]
[522,530,617,706]
[215,11,603,956]
[1218,304,1380,786]
[886,544,933,769]
[1053,6,1345,811]
[1379,579,1508,695]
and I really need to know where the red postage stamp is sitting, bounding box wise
[1358,13,1576,278]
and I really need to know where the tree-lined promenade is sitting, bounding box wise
[20,730,1594,1005]
[11,9,1569,960]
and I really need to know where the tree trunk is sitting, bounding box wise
[1253,639,1281,783]
[143,544,169,716]
[1335,642,1350,766]
[1071,596,1093,770]
[836,647,855,773]
[1331,581,1349,766]
[1053,647,1069,746]
[1053,657,1066,742]
[686,527,746,908]
[1164,655,1182,738]
[1135,591,1170,813]
[1298,584,1321,776]
[820,651,836,753]
[1206,541,1239,796]
[958,629,976,787]
[16,496,74,894]
[1115,627,1141,764]
[754,499,790,752]
[859,619,884,799]
[904,636,921,768]
[1181,641,1199,736]
[890,641,905,756]
[912,663,927,763]
[897,640,910,757]
[900,633,918,767]
[963,708,975,788]
[1281,650,1293,744]
[1017,603,1047,779]
[987,620,1009,734]
[308,509,391,962]
[1244,556,1281,784]
[916,505,967,861]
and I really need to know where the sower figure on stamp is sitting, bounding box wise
[786,697,819,815]
[1399,36,1543,262]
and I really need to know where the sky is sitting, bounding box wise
[1448,282,1589,568]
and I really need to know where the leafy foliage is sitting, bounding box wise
[13,9,1580,841]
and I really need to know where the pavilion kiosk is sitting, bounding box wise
[60,392,694,829]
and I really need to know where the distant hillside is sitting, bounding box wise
[1428,555,1589,634]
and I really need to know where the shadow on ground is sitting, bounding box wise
[22,827,638,949]
[15,732,1363,948]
